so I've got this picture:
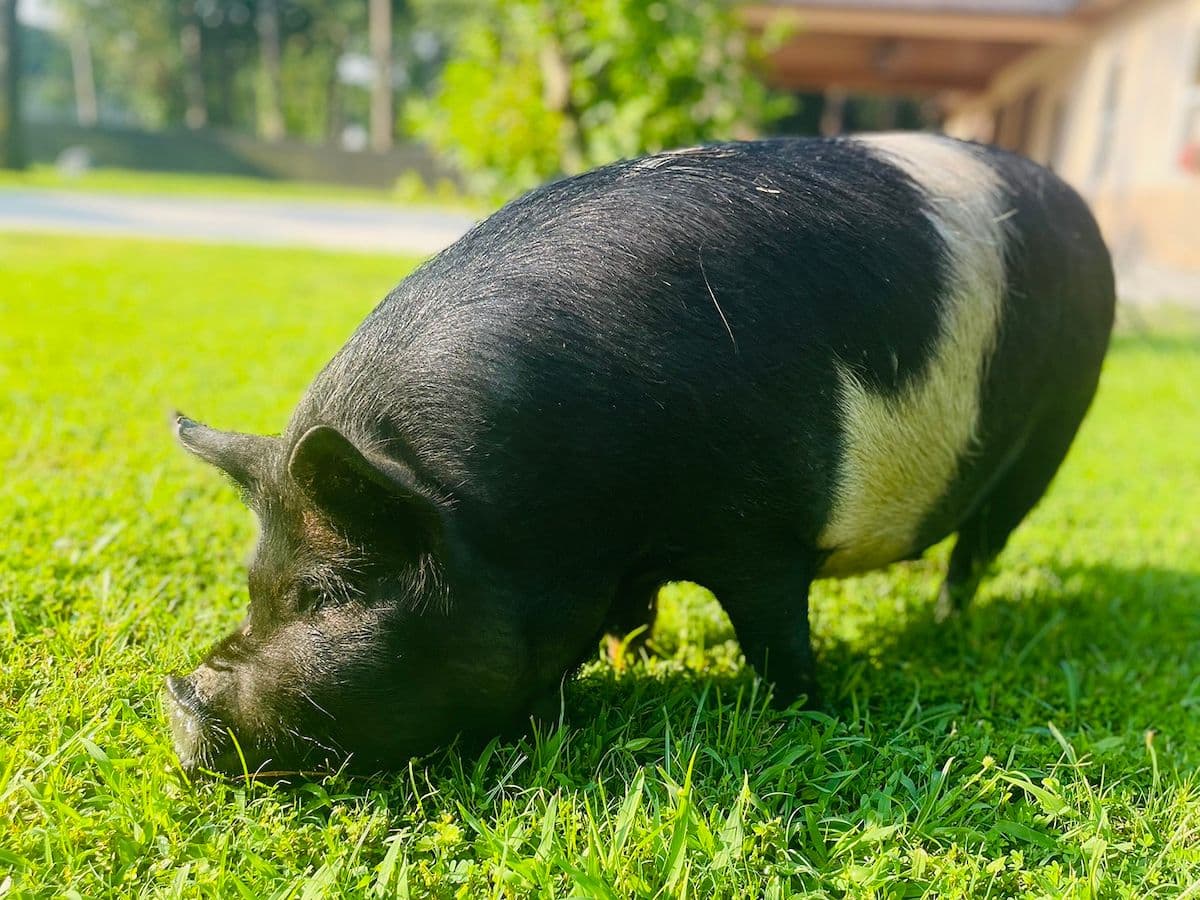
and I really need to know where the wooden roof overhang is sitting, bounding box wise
[741,3,1089,94]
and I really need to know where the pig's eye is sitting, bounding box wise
[294,583,327,612]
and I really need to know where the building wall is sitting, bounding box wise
[945,0,1200,283]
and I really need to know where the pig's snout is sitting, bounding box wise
[165,674,200,711]
[164,667,233,775]
[165,672,208,772]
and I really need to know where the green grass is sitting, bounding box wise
[0,164,481,211]
[2,231,1198,898]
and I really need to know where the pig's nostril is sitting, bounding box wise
[165,674,201,713]
[165,674,212,772]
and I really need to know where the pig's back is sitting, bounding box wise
[304,135,1114,576]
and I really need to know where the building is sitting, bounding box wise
[750,0,1200,301]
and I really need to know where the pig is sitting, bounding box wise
[166,133,1115,775]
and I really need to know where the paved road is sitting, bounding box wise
[4,187,1198,307]
[0,188,477,255]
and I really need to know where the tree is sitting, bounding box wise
[178,0,207,128]
[0,0,25,169]
[67,22,98,126]
[369,0,392,151]
[52,0,181,129]
[410,0,792,199]
[257,0,285,139]
[272,0,364,142]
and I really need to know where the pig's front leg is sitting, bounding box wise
[719,565,820,709]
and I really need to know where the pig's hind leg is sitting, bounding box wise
[936,386,1100,621]
[716,563,820,709]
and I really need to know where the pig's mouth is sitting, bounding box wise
[164,675,357,779]
[164,675,220,768]
[164,675,288,778]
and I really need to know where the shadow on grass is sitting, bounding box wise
[217,563,1197,900]
[817,560,1199,720]
[537,560,1197,786]
[233,561,1198,800]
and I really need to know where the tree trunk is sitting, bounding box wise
[369,0,392,152]
[538,25,583,175]
[0,0,25,169]
[179,4,207,129]
[68,25,98,127]
[213,42,233,126]
[256,0,285,141]
[325,33,347,144]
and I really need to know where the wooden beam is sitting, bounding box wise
[765,57,994,94]
[741,4,1085,45]
[764,33,1027,93]
[767,71,992,95]
[1072,0,1134,17]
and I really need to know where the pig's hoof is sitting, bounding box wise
[765,672,822,711]
[934,585,957,623]
[934,580,974,623]
[527,684,568,729]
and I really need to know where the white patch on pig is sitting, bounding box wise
[817,133,1012,577]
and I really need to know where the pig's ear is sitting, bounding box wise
[174,413,278,497]
[287,425,444,548]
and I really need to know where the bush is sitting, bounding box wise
[410,0,792,200]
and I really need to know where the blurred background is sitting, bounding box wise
[1,0,1198,303]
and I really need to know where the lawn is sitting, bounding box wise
[0,164,395,203]
[0,165,479,212]
[1,231,1198,898]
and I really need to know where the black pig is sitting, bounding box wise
[167,134,1115,775]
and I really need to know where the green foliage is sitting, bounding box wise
[278,36,340,141]
[55,0,186,128]
[18,24,74,120]
[410,0,793,199]
[279,0,369,142]
[28,0,792,192]
[2,232,1199,896]
[43,0,392,139]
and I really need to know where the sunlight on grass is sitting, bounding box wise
[1,232,1197,896]
[0,163,402,203]
[0,164,483,212]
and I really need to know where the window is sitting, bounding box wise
[1180,30,1200,171]
[1090,60,1122,181]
